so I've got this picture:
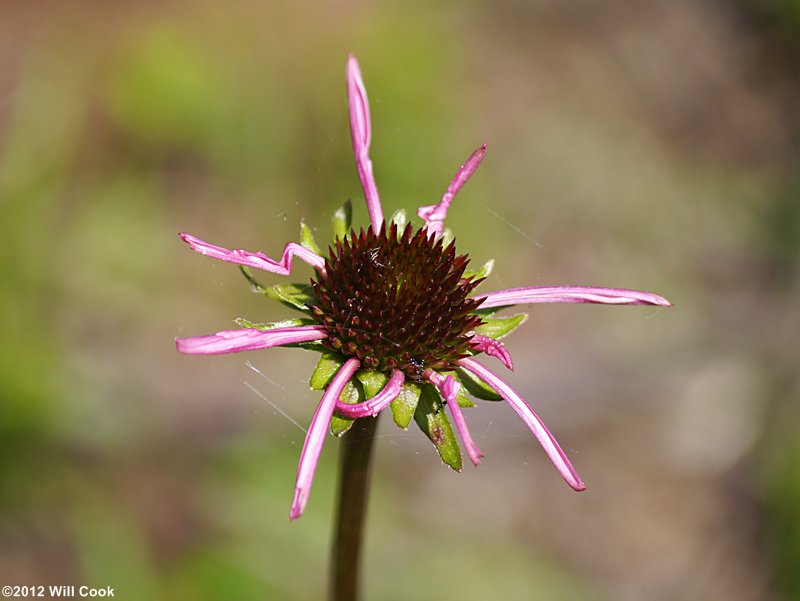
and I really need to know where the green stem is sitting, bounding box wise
[329,416,379,601]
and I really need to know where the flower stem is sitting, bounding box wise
[329,415,379,601]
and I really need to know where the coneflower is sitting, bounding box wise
[176,55,671,524]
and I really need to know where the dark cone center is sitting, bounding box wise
[310,223,483,380]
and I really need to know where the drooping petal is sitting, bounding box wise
[335,369,405,418]
[457,358,585,491]
[477,286,672,309]
[179,233,326,275]
[426,370,484,467]
[176,325,328,355]
[346,54,383,233]
[470,334,514,370]
[291,357,361,520]
[418,143,487,236]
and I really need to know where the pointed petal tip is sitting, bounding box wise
[560,470,586,493]
[562,468,586,491]
[570,478,587,492]
[644,293,672,308]
[469,451,485,467]
[290,489,306,521]
[346,54,364,87]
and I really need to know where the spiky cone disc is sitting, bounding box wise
[310,223,483,380]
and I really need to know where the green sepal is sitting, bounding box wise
[414,384,462,471]
[263,283,316,313]
[390,381,421,429]
[308,352,360,435]
[455,366,503,401]
[329,379,363,436]
[331,199,353,240]
[357,370,389,399]
[331,370,391,436]
[463,259,494,281]
[440,371,476,408]
[235,317,316,330]
[310,352,346,391]
[390,209,407,232]
[239,267,316,312]
[299,221,321,255]
[474,313,528,340]
[233,316,325,351]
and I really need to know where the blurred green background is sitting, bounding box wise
[1,1,799,600]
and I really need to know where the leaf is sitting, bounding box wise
[474,313,528,340]
[414,384,462,471]
[262,283,317,312]
[299,222,321,255]
[330,379,363,437]
[331,199,352,240]
[310,352,346,391]
[455,366,503,401]
[390,381,421,429]
[463,259,494,281]
[390,209,407,232]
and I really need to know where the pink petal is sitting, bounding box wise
[477,286,672,309]
[346,54,383,233]
[470,334,514,370]
[418,143,487,236]
[335,369,405,418]
[291,357,361,520]
[179,233,326,275]
[176,325,328,355]
[426,371,484,467]
[457,358,585,491]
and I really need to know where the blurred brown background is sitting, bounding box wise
[1,1,799,600]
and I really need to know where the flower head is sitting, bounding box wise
[310,222,483,376]
[176,54,671,520]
